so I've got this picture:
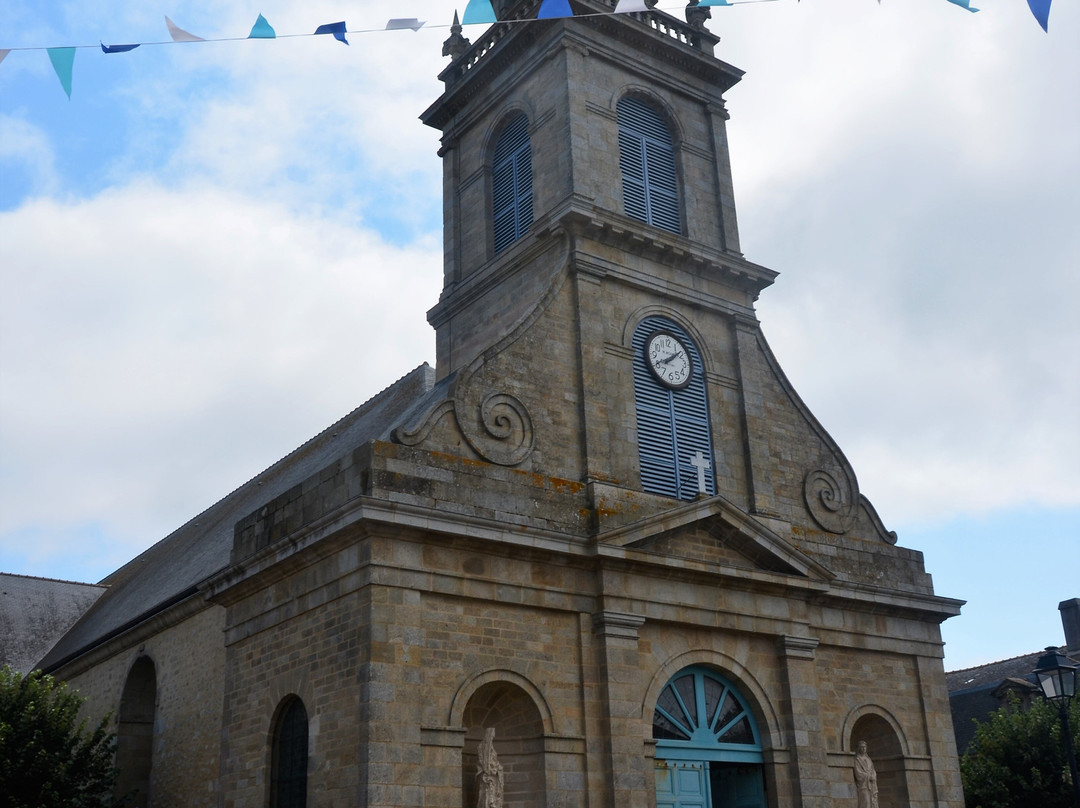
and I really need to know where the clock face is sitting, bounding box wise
[645,330,694,389]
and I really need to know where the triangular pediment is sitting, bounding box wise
[597,495,835,581]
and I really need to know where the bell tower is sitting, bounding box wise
[422,0,772,376]
[418,0,787,517]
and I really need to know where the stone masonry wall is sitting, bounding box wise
[59,604,226,808]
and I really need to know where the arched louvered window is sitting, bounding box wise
[271,697,309,808]
[633,316,714,500]
[492,112,534,253]
[617,95,680,234]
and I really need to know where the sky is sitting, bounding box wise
[0,0,1077,673]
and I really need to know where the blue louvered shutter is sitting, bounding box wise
[617,96,680,234]
[492,113,533,253]
[633,317,715,500]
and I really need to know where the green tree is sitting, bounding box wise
[0,666,122,808]
[961,692,1080,808]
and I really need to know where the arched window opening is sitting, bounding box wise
[270,696,309,808]
[850,714,909,808]
[116,656,157,808]
[617,95,680,234]
[632,316,715,500]
[653,667,766,808]
[461,680,546,808]
[492,113,533,254]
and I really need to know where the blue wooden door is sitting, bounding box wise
[655,761,709,808]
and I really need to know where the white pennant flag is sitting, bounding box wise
[385,18,426,31]
[166,16,205,42]
[614,0,652,11]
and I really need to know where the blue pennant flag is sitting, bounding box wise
[463,0,497,24]
[944,0,979,12]
[47,47,75,99]
[1026,0,1051,30]
[538,0,574,18]
[249,14,276,38]
[314,21,349,45]
[101,42,141,54]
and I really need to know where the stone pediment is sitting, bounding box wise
[597,495,835,581]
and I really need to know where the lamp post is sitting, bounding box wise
[1033,646,1080,808]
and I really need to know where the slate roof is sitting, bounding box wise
[946,644,1080,755]
[0,573,106,673]
[39,364,438,672]
[946,650,1046,755]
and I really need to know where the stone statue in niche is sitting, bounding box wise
[476,727,505,808]
[853,740,880,808]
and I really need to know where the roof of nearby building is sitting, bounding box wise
[946,646,1078,755]
[946,651,1046,695]
[39,364,438,672]
[0,573,106,673]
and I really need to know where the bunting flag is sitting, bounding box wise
[165,16,204,42]
[538,0,575,18]
[0,0,1048,100]
[386,18,427,31]
[463,0,498,25]
[248,14,277,39]
[47,47,75,99]
[314,21,349,44]
[1026,0,1051,31]
[101,42,141,54]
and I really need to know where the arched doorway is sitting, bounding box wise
[116,656,157,807]
[461,680,546,808]
[850,714,908,808]
[653,666,766,808]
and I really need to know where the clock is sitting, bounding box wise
[645,330,694,389]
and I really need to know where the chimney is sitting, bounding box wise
[1060,598,1080,653]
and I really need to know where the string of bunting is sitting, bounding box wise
[0,0,1056,100]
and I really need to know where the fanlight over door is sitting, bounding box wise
[653,667,766,808]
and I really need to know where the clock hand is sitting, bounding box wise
[659,352,682,366]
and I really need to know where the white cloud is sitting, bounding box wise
[0,181,441,570]
[0,115,59,200]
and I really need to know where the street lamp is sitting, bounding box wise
[1033,646,1080,808]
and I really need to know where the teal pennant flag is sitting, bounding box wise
[47,47,75,99]
[249,14,276,38]
[538,0,574,18]
[463,0,497,24]
[698,0,732,6]
[1026,0,1051,30]
[945,0,979,11]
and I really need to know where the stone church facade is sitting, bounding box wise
[37,1,965,806]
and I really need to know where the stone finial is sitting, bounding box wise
[443,11,471,60]
[476,728,505,808]
[685,0,712,30]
